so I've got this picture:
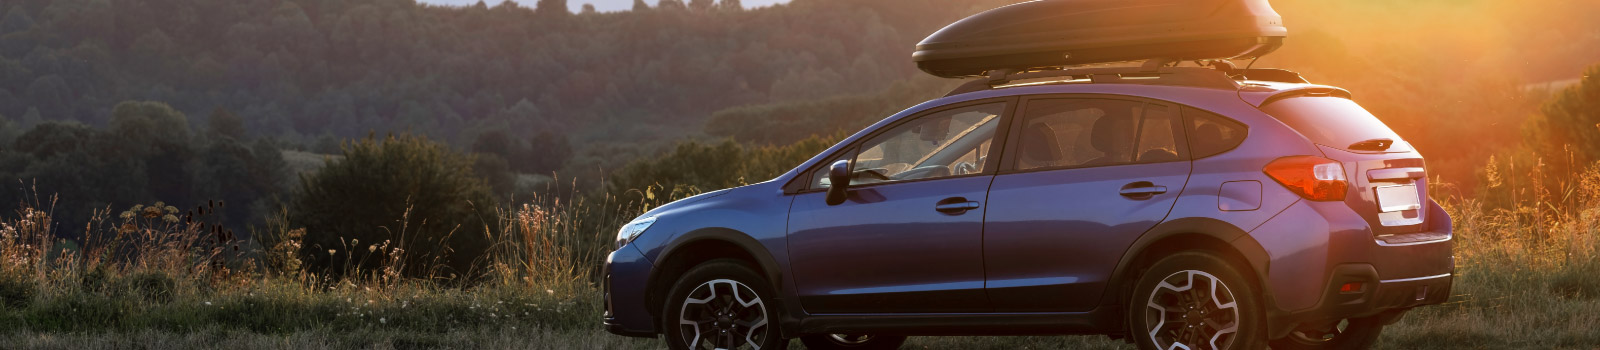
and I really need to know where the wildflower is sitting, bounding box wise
[329,249,337,256]
[545,289,554,295]
[204,301,212,306]
[162,214,178,223]
[368,245,377,253]
[380,317,387,324]
[142,206,163,218]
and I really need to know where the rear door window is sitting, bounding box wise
[1012,98,1185,171]
[1258,96,1408,153]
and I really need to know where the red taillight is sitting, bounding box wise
[1264,156,1348,201]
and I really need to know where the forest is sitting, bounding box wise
[0,0,1597,348]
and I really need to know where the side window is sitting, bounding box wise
[1015,99,1182,171]
[812,102,1006,188]
[1183,107,1247,159]
[1134,103,1184,163]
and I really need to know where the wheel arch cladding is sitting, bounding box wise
[1106,217,1272,327]
[646,227,784,322]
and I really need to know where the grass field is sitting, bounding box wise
[2,163,1598,349]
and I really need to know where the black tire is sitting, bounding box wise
[662,259,789,350]
[1268,316,1385,350]
[1127,251,1267,350]
[800,334,908,350]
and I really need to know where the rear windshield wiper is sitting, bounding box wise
[1348,138,1394,152]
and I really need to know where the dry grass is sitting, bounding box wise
[1,160,1599,349]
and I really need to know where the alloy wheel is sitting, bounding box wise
[1143,270,1241,350]
[677,279,770,350]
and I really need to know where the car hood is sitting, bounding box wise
[638,188,735,218]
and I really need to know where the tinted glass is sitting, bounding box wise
[1259,96,1405,152]
[1183,107,1247,159]
[1015,99,1179,170]
[813,102,1005,188]
[1135,103,1183,163]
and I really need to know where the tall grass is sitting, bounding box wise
[1,159,1598,349]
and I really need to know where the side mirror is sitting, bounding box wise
[825,160,851,206]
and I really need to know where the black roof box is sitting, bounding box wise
[914,0,1287,78]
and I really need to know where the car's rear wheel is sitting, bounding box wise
[1268,317,1385,350]
[662,259,789,350]
[1128,251,1266,350]
[800,334,907,350]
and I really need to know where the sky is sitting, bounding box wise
[416,0,791,13]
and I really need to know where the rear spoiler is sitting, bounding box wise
[1241,86,1353,107]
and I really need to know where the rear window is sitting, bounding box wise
[1259,96,1407,152]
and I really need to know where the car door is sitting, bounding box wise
[787,99,1013,314]
[982,97,1192,312]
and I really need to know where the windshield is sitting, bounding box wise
[1258,96,1409,153]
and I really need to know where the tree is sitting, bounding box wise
[535,0,570,16]
[108,101,195,207]
[523,130,572,174]
[0,6,33,34]
[719,0,743,11]
[658,0,687,11]
[1528,64,1600,163]
[581,3,596,14]
[471,129,517,160]
[690,0,714,11]
[0,114,16,148]
[292,134,499,281]
[632,0,650,11]
[13,121,94,158]
[207,108,246,140]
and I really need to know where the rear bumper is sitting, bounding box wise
[1248,199,1454,339]
[1268,264,1452,338]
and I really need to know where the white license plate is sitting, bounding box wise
[1375,184,1421,212]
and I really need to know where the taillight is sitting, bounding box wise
[1264,156,1348,201]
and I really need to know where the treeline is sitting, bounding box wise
[0,0,1012,178]
[0,101,288,231]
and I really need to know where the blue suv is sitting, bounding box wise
[602,61,1454,350]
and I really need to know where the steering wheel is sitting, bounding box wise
[952,162,977,176]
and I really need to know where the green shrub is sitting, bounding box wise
[292,134,500,282]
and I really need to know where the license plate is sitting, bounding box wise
[1375,184,1421,212]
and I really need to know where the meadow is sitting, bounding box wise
[0,1,1595,348]
[2,155,1599,350]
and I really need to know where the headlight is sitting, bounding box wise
[616,216,657,248]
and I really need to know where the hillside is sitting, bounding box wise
[0,0,1011,176]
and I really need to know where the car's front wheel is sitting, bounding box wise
[662,259,789,350]
[1268,317,1386,350]
[800,334,907,350]
[1127,251,1267,350]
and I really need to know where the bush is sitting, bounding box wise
[291,134,500,282]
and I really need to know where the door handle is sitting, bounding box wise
[935,197,981,214]
[1120,182,1168,198]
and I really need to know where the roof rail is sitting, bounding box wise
[944,59,1309,97]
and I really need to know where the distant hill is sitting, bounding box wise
[0,0,1010,176]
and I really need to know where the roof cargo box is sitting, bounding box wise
[914,0,1287,78]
